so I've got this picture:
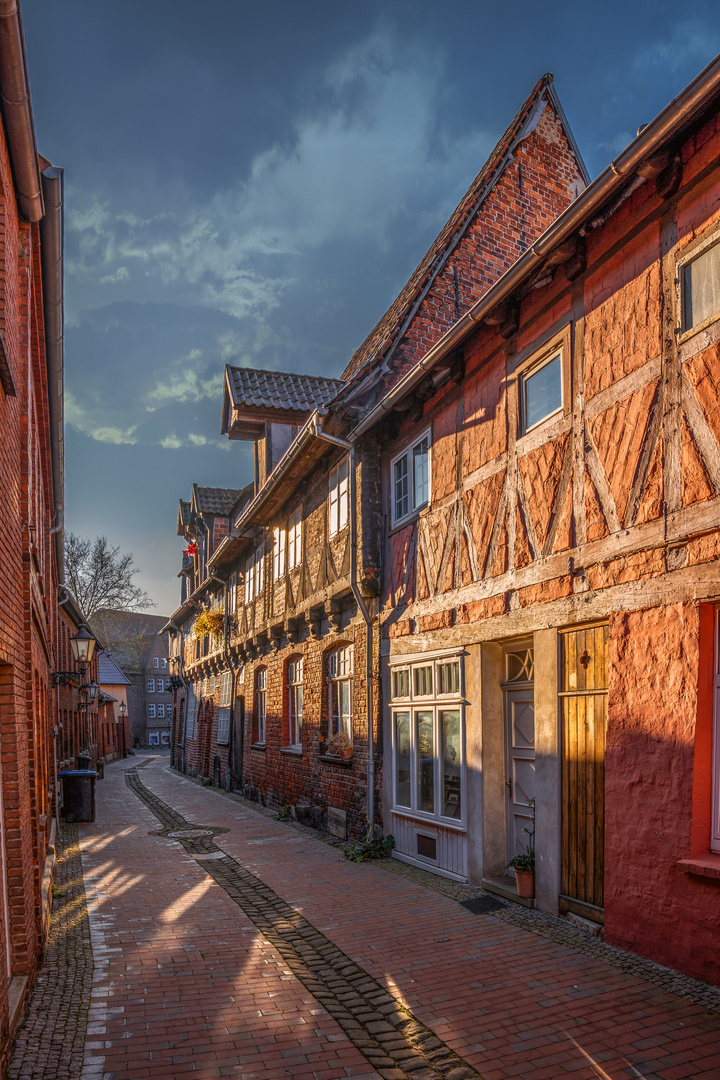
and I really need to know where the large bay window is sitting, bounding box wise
[329,459,349,537]
[328,645,353,740]
[391,652,464,824]
[391,431,430,526]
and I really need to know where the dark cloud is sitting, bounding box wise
[20,0,720,611]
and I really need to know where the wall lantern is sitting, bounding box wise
[120,701,126,716]
[86,682,99,702]
[70,624,96,666]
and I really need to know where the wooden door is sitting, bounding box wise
[560,624,608,921]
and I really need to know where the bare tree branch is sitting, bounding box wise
[64,534,157,618]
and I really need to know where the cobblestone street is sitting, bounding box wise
[11,754,720,1080]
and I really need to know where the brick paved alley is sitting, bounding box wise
[11,754,720,1080]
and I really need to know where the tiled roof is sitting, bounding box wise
[340,75,556,382]
[179,500,191,525]
[226,366,344,413]
[193,486,243,516]
[97,653,131,686]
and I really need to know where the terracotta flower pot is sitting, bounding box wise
[514,868,535,898]
[338,745,353,761]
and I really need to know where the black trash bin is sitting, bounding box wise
[59,769,97,822]
[76,754,91,770]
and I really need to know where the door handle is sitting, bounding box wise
[505,778,512,796]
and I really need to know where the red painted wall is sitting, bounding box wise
[605,603,720,985]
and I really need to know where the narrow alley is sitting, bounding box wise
[9,755,720,1080]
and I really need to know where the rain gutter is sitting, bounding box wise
[40,166,64,578]
[0,0,42,221]
[352,50,720,439]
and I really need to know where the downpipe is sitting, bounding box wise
[312,419,376,833]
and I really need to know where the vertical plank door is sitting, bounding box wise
[560,624,608,921]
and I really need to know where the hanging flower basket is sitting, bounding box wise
[195,610,225,639]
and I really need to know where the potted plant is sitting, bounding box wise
[506,797,535,898]
[327,731,353,760]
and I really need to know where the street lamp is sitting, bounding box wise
[119,701,126,716]
[70,625,96,667]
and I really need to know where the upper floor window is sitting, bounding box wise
[217,670,232,745]
[288,657,303,750]
[245,547,264,604]
[521,350,563,433]
[161,658,167,669]
[228,572,237,615]
[148,704,156,719]
[680,236,720,335]
[153,657,159,668]
[147,679,155,693]
[288,507,302,569]
[329,459,349,537]
[328,645,353,741]
[157,704,165,719]
[273,526,286,580]
[392,431,430,526]
[256,668,267,744]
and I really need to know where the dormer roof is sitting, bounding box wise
[221,365,344,439]
[192,484,243,516]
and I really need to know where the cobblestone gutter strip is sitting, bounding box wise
[127,766,483,1080]
[7,824,93,1080]
[171,767,720,1018]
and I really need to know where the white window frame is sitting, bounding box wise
[273,526,286,580]
[288,657,303,750]
[245,546,265,604]
[328,458,349,537]
[389,651,465,828]
[219,670,232,708]
[712,608,720,853]
[161,658,167,669]
[148,704,156,719]
[256,668,267,744]
[157,704,165,719]
[327,645,353,742]
[520,348,564,435]
[677,229,720,340]
[288,507,302,569]
[147,679,155,693]
[391,429,431,527]
[228,572,237,615]
[153,657,159,668]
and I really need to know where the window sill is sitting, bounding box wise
[250,741,266,751]
[677,853,720,880]
[389,506,427,538]
[390,807,466,832]
[279,747,302,757]
[319,754,353,768]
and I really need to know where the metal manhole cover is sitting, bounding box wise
[168,828,214,839]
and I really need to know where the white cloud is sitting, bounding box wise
[188,433,207,446]
[99,266,129,285]
[65,391,138,444]
[160,434,182,449]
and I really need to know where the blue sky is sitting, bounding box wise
[21,1,720,614]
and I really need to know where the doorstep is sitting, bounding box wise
[482,875,535,908]
[8,974,28,1035]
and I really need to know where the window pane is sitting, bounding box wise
[413,437,429,508]
[392,669,409,699]
[395,712,411,807]
[684,242,720,330]
[437,661,460,695]
[340,680,351,735]
[524,353,562,430]
[416,711,434,813]
[441,710,461,819]
[394,456,409,521]
[414,665,433,696]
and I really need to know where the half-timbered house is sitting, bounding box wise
[356,54,720,985]
[166,75,588,841]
